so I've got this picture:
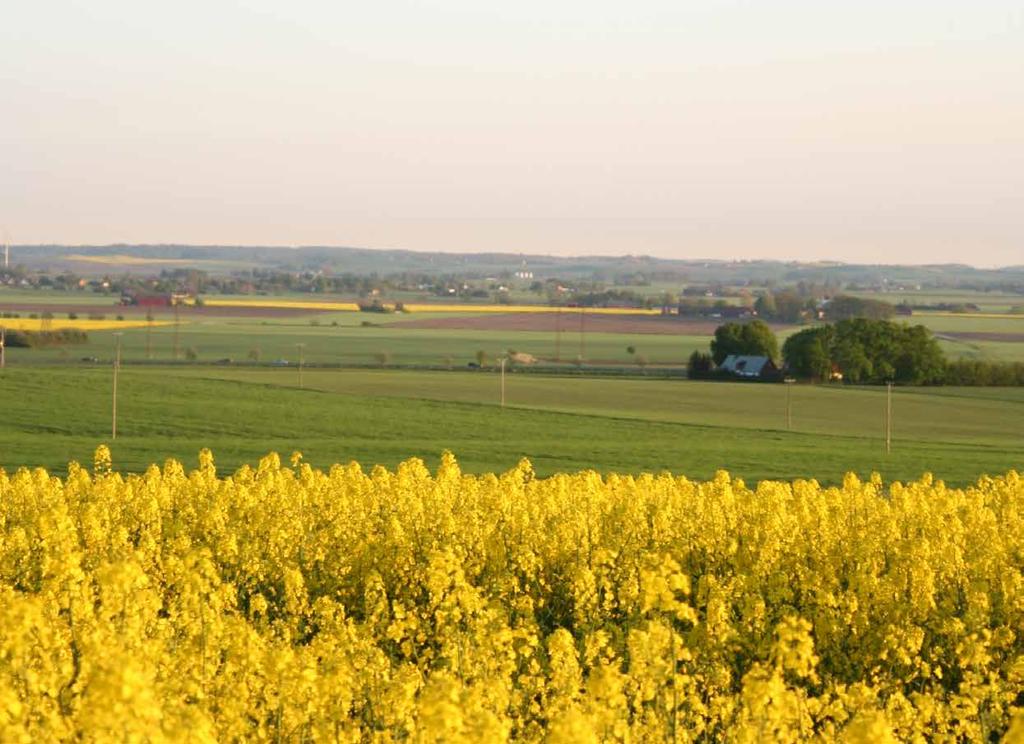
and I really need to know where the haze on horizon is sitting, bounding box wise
[2,1,1022,267]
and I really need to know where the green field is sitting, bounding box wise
[4,287,1024,368]
[3,312,708,368]
[0,366,1020,485]
[2,289,1023,485]
[6,308,1022,371]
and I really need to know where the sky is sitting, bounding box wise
[1,1,1022,266]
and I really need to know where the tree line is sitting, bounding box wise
[691,318,1024,386]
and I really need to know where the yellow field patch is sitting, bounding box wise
[0,318,174,331]
[201,298,362,311]
[2,448,1022,740]
[63,253,202,266]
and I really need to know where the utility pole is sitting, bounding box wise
[296,343,305,389]
[112,333,123,439]
[500,356,506,408]
[554,308,562,362]
[172,301,181,360]
[784,378,795,430]
[578,307,585,361]
[0,327,5,370]
[145,310,154,359]
[885,381,893,454]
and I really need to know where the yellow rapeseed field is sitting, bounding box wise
[200,298,662,315]
[0,318,174,331]
[2,449,1023,741]
[201,298,362,312]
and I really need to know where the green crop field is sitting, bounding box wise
[0,366,1020,485]
[4,289,1024,368]
[6,309,1022,371]
[2,291,1023,485]
[2,313,709,367]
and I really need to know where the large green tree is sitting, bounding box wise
[710,320,779,365]
[781,326,834,381]
[782,318,945,384]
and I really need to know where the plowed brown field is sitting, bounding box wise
[390,312,722,335]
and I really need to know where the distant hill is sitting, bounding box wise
[6,244,1024,287]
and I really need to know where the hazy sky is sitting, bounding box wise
[2,1,1022,265]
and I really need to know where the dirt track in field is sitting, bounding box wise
[390,312,724,335]
[943,331,1024,343]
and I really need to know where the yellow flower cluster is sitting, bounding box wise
[0,318,174,331]
[2,449,1023,742]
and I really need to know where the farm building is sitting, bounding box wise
[719,355,779,380]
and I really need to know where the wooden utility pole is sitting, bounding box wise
[885,381,893,454]
[145,311,154,359]
[578,307,585,361]
[0,327,5,370]
[172,302,181,360]
[297,343,305,389]
[554,308,562,362]
[500,356,506,408]
[785,378,794,430]
[112,333,122,439]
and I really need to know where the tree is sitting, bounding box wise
[782,318,945,385]
[782,326,834,381]
[688,350,714,378]
[773,290,809,323]
[754,293,776,318]
[824,295,895,321]
[710,320,779,365]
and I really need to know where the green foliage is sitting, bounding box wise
[710,320,779,365]
[755,290,808,323]
[687,350,714,379]
[1,329,89,348]
[781,326,834,381]
[944,359,1024,386]
[824,295,895,321]
[783,319,945,384]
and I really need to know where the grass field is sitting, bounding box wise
[3,314,709,367]
[4,306,1019,370]
[0,366,1020,484]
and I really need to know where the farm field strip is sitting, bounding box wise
[181,367,1024,448]
[0,317,175,331]
[200,297,664,315]
[0,366,1021,483]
